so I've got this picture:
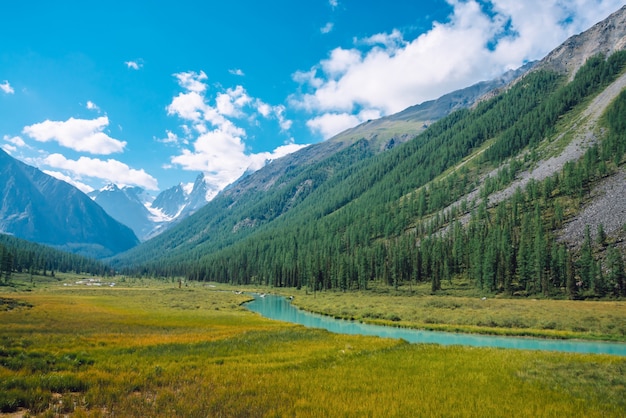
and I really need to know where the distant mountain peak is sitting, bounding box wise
[101,183,119,192]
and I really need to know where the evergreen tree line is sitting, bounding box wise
[0,234,112,282]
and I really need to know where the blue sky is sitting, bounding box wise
[1,0,624,197]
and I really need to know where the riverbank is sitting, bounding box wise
[268,283,626,342]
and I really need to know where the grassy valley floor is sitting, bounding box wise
[0,274,625,417]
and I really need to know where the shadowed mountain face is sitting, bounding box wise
[0,149,139,258]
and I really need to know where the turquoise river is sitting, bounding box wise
[245,294,626,356]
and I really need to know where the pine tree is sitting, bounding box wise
[1,247,13,283]
[566,252,577,300]
[607,247,625,297]
[596,224,607,247]
[578,225,593,290]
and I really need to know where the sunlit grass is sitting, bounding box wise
[1,276,625,416]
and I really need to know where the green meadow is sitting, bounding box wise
[1,274,625,417]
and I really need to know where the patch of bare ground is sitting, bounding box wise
[558,168,626,246]
[440,71,626,232]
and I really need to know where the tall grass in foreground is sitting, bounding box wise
[0,279,624,417]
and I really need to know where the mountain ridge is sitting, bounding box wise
[0,149,139,258]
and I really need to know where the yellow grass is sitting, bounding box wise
[0,277,625,417]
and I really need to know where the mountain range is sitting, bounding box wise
[1,5,626,299]
[0,148,138,258]
[88,173,213,241]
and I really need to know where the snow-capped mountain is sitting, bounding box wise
[90,173,217,241]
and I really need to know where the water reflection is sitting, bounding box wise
[246,294,626,356]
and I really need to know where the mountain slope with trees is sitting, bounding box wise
[113,7,626,299]
[0,233,112,283]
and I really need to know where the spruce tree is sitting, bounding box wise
[607,247,625,297]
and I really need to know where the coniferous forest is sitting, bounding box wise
[109,52,626,300]
[0,234,112,283]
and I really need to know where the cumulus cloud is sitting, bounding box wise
[156,130,183,145]
[0,80,14,94]
[174,70,208,93]
[307,113,360,139]
[86,101,100,111]
[43,153,159,191]
[329,0,339,8]
[3,135,27,148]
[23,116,126,154]
[166,71,304,193]
[229,68,245,76]
[321,22,334,34]
[125,60,143,70]
[292,0,625,139]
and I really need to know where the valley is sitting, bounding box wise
[0,274,625,417]
[2,5,626,417]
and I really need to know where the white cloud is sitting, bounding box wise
[292,0,625,138]
[1,144,16,154]
[0,80,14,94]
[23,116,126,154]
[3,135,27,148]
[125,60,143,70]
[156,130,182,145]
[229,68,245,76]
[167,91,209,122]
[86,100,100,111]
[306,112,360,140]
[216,85,252,117]
[166,70,302,194]
[329,0,338,8]
[43,153,159,191]
[360,29,405,50]
[305,109,382,140]
[174,70,208,93]
[321,22,334,34]
[43,170,94,194]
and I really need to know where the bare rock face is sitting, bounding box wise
[536,6,626,78]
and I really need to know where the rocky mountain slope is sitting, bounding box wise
[89,184,162,242]
[537,5,626,77]
[440,5,626,245]
[0,149,139,258]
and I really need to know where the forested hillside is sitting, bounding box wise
[116,51,626,299]
[0,234,112,283]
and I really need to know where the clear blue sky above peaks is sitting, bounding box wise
[1,0,624,195]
